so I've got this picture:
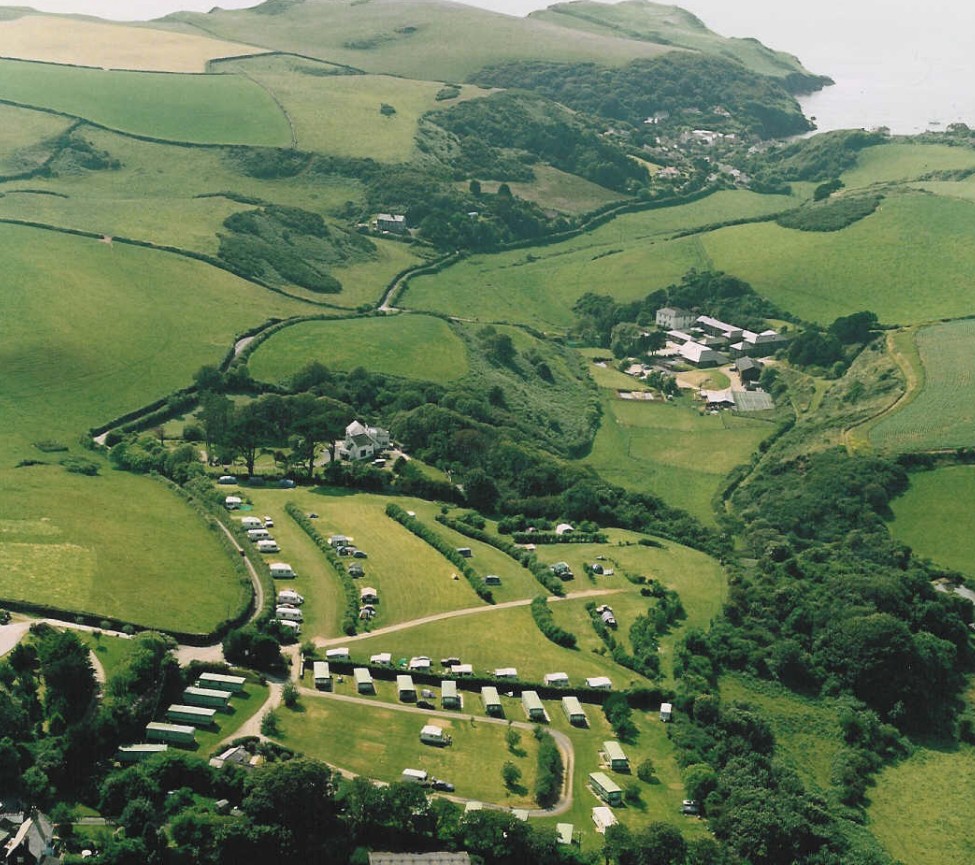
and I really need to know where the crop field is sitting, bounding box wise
[0,15,267,72]
[869,320,975,451]
[888,466,975,574]
[249,315,469,386]
[869,744,975,865]
[0,103,71,174]
[584,390,773,523]
[699,192,975,325]
[0,58,291,146]
[250,489,487,627]
[840,143,975,187]
[276,693,539,806]
[402,190,796,328]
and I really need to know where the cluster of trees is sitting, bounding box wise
[785,311,879,375]
[586,601,662,681]
[756,129,889,182]
[776,194,882,233]
[471,54,815,139]
[530,596,578,648]
[533,726,565,809]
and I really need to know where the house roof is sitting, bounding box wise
[679,341,727,364]
[351,433,374,447]
[735,357,761,372]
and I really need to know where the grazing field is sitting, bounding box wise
[584,387,773,524]
[249,315,469,386]
[840,142,975,187]
[0,102,71,175]
[868,744,975,865]
[0,58,291,146]
[480,165,624,215]
[402,190,795,327]
[869,320,975,451]
[888,466,975,574]
[0,15,267,72]
[699,193,975,324]
[275,695,539,806]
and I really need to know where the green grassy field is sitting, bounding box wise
[480,165,624,215]
[0,102,71,174]
[0,59,291,146]
[868,743,975,865]
[249,315,469,386]
[888,466,975,574]
[79,631,140,680]
[841,143,975,187]
[402,190,795,327]
[869,320,975,451]
[275,693,539,807]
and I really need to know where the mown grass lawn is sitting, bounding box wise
[0,58,291,146]
[249,315,469,386]
[275,694,539,807]
[888,465,975,575]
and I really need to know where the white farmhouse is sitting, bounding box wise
[337,420,391,461]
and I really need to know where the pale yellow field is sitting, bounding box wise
[0,16,267,72]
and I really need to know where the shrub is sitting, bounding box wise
[637,758,656,783]
[282,681,300,709]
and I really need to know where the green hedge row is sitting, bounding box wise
[386,504,494,603]
[530,596,577,648]
[285,502,359,635]
[435,514,564,596]
[534,726,564,809]
[511,531,607,545]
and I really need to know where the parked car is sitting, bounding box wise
[352,550,368,559]
[431,779,455,792]
[263,516,274,527]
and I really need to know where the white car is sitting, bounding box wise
[264,516,274,527]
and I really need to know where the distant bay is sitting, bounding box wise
[0,0,971,134]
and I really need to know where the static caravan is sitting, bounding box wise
[275,606,303,623]
[484,574,502,586]
[353,667,375,694]
[313,661,332,691]
[247,528,271,542]
[225,496,242,510]
[198,672,247,693]
[370,652,392,665]
[117,743,168,763]
[240,516,263,529]
[409,656,431,672]
[218,475,237,485]
[419,724,447,746]
[544,672,570,687]
[277,620,301,635]
[360,587,379,604]
[441,680,461,709]
[512,809,529,822]
[401,768,428,784]
[182,686,232,709]
[592,806,618,834]
[257,539,280,553]
[561,696,587,727]
[329,535,351,549]
[481,686,503,717]
[326,647,350,661]
[269,563,296,579]
[586,676,613,690]
[146,721,196,746]
[522,690,546,722]
[451,663,473,677]
[166,704,217,727]
[397,674,417,702]
[556,823,575,846]
[494,667,518,680]
[603,740,629,773]
[589,772,623,806]
[660,702,673,722]
[277,590,304,606]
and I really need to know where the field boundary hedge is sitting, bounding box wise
[435,514,565,596]
[386,504,494,603]
[530,595,577,648]
[511,530,606,545]
[285,502,360,635]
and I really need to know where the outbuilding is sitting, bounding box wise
[561,696,587,726]
[441,680,462,709]
[182,686,232,709]
[481,686,503,717]
[313,661,332,690]
[146,722,196,746]
[397,675,417,702]
[198,673,247,693]
[603,740,630,772]
[354,667,375,694]
[269,563,296,579]
[589,772,623,806]
[166,704,217,727]
[522,690,546,722]
[660,702,673,722]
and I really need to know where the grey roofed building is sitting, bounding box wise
[2,813,57,865]
[368,854,472,865]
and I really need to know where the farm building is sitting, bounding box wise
[696,315,743,342]
[326,647,350,661]
[522,690,546,721]
[730,328,789,357]
[494,667,518,679]
[182,686,232,709]
[409,656,432,671]
[544,672,570,686]
[354,668,375,694]
[397,675,417,702]
[376,213,407,234]
[561,696,587,726]
[337,420,390,461]
[117,743,168,763]
[269,563,296,579]
[603,740,630,772]
[240,516,263,529]
[441,680,462,709]
[679,341,728,367]
[483,574,502,586]
[225,496,242,510]
[556,823,575,846]
[450,663,473,676]
[592,805,618,834]
[420,724,448,746]
[371,652,392,665]
[145,722,196,746]
[360,587,379,604]
[313,662,332,690]
[166,704,217,727]
[735,356,763,383]
[256,539,280,553]
[198,672,247,693]
[401,768,428,784]
[481,686,503,716]
[660,702,673,722]
[589,772,623,806]
[277,589,304,605]
[586,676,613,690]
[655,306,696,330]
[275,606,303,622]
